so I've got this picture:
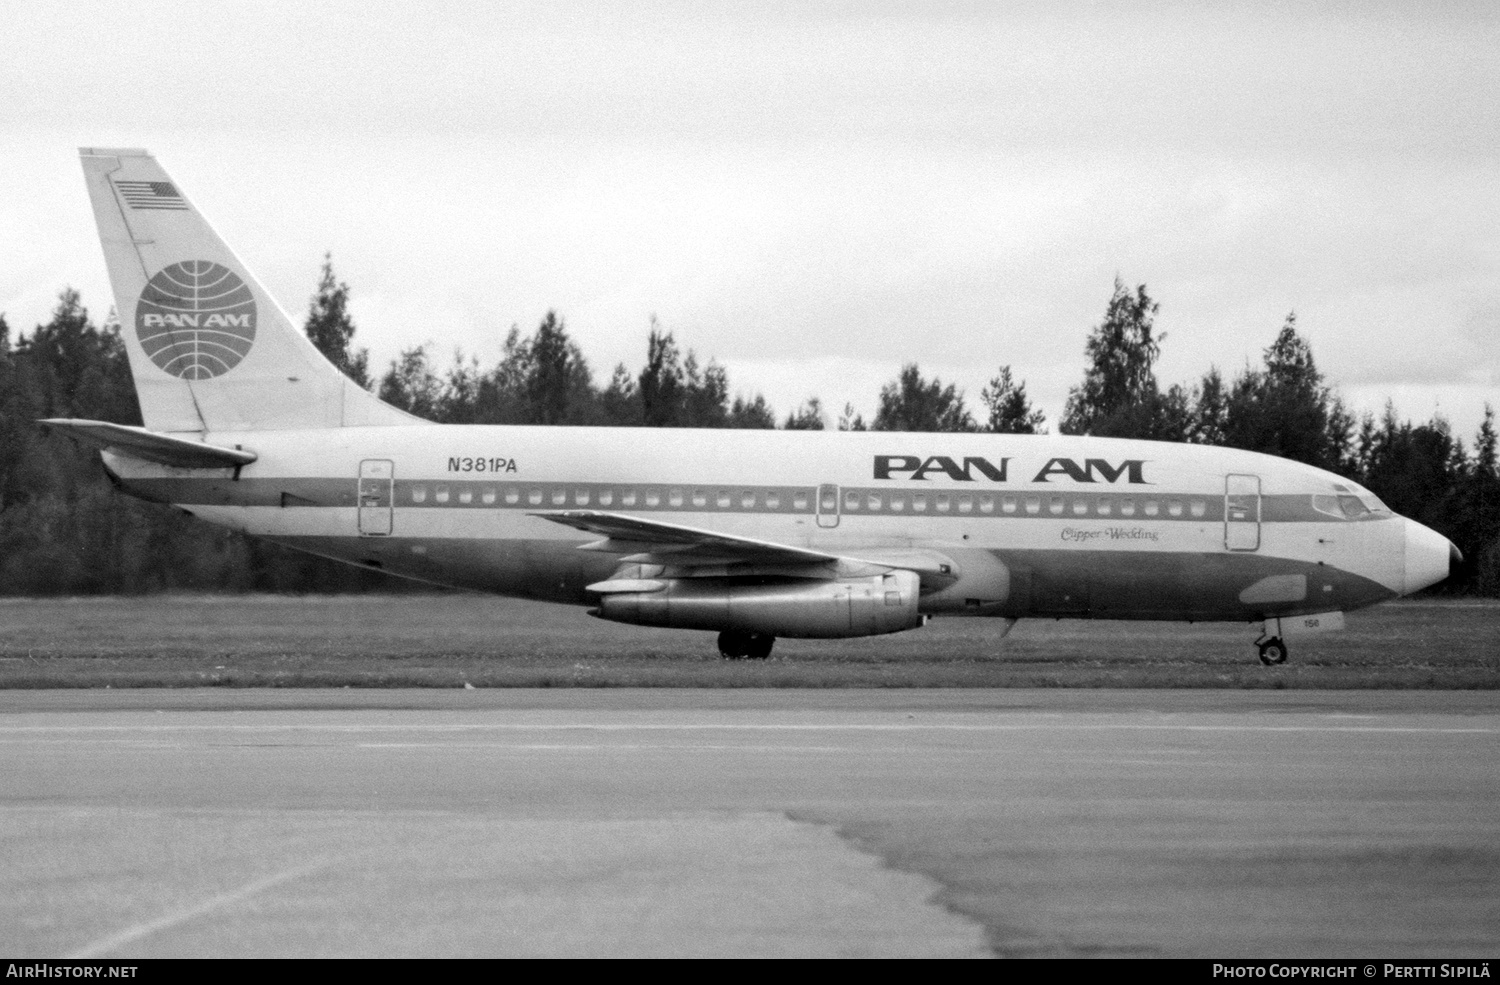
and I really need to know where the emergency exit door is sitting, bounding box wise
[358,459,393,536]
[1224,473,1261,551]
[816,484,840,528]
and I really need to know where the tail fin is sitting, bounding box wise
[79,148,417,433]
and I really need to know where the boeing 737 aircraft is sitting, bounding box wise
[45,148,1461,664]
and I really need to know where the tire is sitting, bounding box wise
[745,634,775,660]
[1258,638,1288,666]
[717,631,751,660]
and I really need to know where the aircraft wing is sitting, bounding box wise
[528,509,846,567]
[38,418,258,469]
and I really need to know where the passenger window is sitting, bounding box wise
[821,488,838,511]
[767,491,781,510]
[436,485,450,504]
[504,488,519,506]
[1049,496,1064,516]
[1002,496,1017,515]
[550,488,566,506]
[646,489,661,507]
[1025,496,1040,515]
[890,494,905,512]
[412,485,428,504]
[458,488,473,505]
[1168,500,1183,517]
[741,491,756,509]
[621,490,637,507]
[598,490,613,507]
[716,490,731,509]
[1071,498,1087,516]
[527,489,543,506]
[692,489,707,508]
[793,491,808,510]
[1190,499,1205,518]
[979,495,994,514]
[843,490,860,511]
[867,493,883,511]
[1144,500,1160,517]
[913,494,928,512]
[958,495,973,514]
[1097,497,1111,516]
[669,489,684,508]
[936,494,951,513]
[575,489,590,506]
[1120,498,1135,517]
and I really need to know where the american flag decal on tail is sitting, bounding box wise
[114,180,188,210]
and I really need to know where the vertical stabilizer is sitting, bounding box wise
[79,148,418,433]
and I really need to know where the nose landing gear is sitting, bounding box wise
[1255,635,1288,666]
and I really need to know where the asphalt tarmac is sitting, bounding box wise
[2,689,1497,958]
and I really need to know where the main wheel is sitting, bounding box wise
[717,631,752,659]
[745,633,775,660]
[1258,637,1288,666]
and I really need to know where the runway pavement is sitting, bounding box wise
[1,689,1497,958]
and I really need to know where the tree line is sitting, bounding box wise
[0,261,1494,595]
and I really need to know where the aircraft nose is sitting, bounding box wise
[1403,518,1458,595]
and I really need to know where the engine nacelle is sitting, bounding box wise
[593,570,923,639]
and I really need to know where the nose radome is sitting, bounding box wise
[1403,518,1457,595]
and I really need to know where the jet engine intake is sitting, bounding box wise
[592,570,923,639]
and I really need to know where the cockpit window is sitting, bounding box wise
[1313,493,1388,520]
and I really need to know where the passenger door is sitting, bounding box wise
[358,459,394,536]
[1224,473,1261,551]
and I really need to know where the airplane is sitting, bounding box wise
[44,148,1462,666]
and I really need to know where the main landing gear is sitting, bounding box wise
[1256,635,1288,666]
[718,631,775,660]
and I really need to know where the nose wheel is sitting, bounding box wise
[717,631,775,660]
[1256,636,1288,666]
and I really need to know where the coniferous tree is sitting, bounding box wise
[1222,314,1338,470]
[979,366,1045,434]
[873,364,975,432]
[519,312,596,425]
[599,364,643,426]
[639,322,685,427]
[727,394,776,429]
[1186,367,1227,445]
[377,345,445,419]
[304,253,371,388]
[1465,406,1500,594]
[784,398,826,431]
[636,322,733,427]
[1061,278,1168,438]
[680,352,730,427]
[837,402,867,432]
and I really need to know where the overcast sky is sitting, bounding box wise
[4,1,1496,438]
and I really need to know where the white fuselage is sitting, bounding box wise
[104,425,1445,626]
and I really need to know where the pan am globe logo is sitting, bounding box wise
[135,260,257,379]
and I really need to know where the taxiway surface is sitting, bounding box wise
[2,689,1497,958]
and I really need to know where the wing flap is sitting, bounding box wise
[39,418,257,469]
[529,509,845,568]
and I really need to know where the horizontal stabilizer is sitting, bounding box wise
[38,418,257,469]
